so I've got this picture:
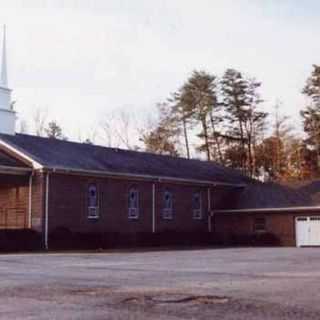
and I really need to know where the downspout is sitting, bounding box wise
[208,187,212,233]
[28,172,33,228]
[44,172,50,250]
[152,183,156,233]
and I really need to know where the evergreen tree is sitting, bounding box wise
[221,69,267,175]
[301,65,320,171]
[175,70,222,161]
[45,121,65,140]
[220,69,249,170]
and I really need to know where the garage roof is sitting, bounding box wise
[220,180,320,211]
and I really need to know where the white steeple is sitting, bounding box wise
[0,24,16,135]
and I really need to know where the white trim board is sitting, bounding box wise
[216,207,320,214]
[48,166,246,188]
[0,165,31,175]
[0,140,43,169]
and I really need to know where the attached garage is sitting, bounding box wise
[296,216,320,247]
[214,210,320,247]
[214,180,320,247]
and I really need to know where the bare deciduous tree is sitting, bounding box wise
[99,108,141,150]
[33,107,48,137]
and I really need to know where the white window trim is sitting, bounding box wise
[162,191,173,220]
[88,206,99,219]
[162,208,173,220]
[88,184,99,220]
[128,188,139,220]
[192,192,202,220]
[193,209,202,220]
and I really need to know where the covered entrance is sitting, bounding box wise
[0,150,32,229]
[296,216,320,247]
[0,171,31,229]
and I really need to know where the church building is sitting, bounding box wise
[1,27,320,249]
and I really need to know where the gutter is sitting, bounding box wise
[0,140,43,169]
[152,183,156,233]
[43,166,246,188]
[28,171,34,228]
[216,206,320,214]
[0,165,32,175]
[44,172,50,250]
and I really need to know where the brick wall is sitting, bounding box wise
[47,173,211,235]
[215,211,320,246]
[30,172,45,232]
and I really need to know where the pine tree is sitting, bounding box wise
[169,91,194,159]
[176,70,221,161]
[301,65,320,172]
[221,69,266,175]
[45,121,65,140]
[220,69,248,170]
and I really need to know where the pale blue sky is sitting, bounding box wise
[0,0,319,142]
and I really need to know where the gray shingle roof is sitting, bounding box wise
[221,180,320,210]
[0,134,251,185]
[0,149,26,167]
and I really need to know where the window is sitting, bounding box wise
[254,217,266,232]
[128,188,139,219]
[162,190,173,220]
[88,184,99,219]
[192,192,202,220]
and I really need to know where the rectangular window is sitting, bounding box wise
[88,184,99,219]
[128,188,139,219]
[162,190,173,220]
[254,217,266,232]
[192,192,202,220]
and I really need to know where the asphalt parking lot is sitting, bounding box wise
[0,247,319,319]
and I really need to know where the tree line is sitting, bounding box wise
[141,65,320,182]
[18,64,320,182]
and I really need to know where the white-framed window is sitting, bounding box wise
[162,190,173,220]
[88,184,99,219]
[128,188,139,219]
[192,191,202,220]
[254,217,266,232]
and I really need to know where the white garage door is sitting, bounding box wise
[296,217,320,247]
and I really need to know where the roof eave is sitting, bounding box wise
[0,165,32,175]
[43,166,246,188]
[216,206,320,214]
[0,139,43,169]
[0,138,247,187]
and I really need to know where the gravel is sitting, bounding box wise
[0,247,319,319]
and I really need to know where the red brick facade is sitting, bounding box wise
[47,173,210,235]
[2,148,320,248]
[215,211,320,246]
[4,169,319,247]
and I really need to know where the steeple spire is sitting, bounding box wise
[0,24,15,135]
[0,24,8,88]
